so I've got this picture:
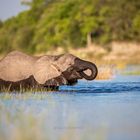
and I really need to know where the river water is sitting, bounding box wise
[0,71,140,140]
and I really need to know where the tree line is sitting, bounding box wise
[0,0,140,54]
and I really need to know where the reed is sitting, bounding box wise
[96,66,114,80]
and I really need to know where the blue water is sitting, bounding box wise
[0,74,140,140]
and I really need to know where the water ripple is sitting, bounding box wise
[60,81,140,94]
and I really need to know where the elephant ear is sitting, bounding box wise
[33,56,66,85]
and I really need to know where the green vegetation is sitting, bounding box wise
[0,0,140,54]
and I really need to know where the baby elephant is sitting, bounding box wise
[0,51,98,91]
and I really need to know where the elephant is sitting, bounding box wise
[0,51,98,91]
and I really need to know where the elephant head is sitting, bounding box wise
[34,53,98,87]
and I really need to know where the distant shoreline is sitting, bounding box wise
[0,41,140,65]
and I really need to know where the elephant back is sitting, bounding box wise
[0,51,36,82]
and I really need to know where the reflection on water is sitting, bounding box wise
[0,74,140,140]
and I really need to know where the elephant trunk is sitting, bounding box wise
[74,58,98,80]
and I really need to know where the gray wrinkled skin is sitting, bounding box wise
[0,51,97,91]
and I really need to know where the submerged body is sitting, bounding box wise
[0,51,98,91]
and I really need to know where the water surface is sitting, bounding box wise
[0,73,140,140]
